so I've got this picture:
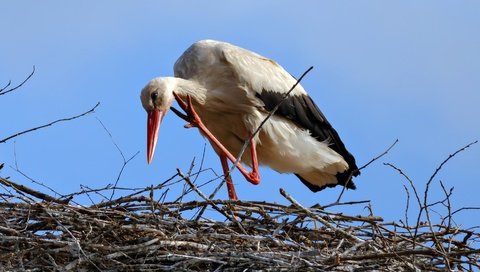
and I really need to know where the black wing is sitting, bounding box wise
[256,90,359,190]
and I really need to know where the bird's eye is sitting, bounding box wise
[151,91,159,101]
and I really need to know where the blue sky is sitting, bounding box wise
[1,2,479,227]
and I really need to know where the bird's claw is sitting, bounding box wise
[173,93,202,129]
[184,123,195,129]
[173,92,188,112]
[247,172,260,185]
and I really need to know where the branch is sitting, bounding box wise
[234,66,314,165]
[280,187,364,244]
[95,117,140,200]
[333,139,399,204]
[359,139,399,171]
[421,140,477,268]
[0,177,69,204]
[424,140,478,206]
[0,102,100,144]
[208,66,314,200]
[176,169,239,225]
[0,66,36,96]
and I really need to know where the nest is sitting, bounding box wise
[0,173,478,272]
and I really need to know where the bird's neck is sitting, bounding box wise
[173,78,207,105]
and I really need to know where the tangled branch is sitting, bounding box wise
[0,171,478,271]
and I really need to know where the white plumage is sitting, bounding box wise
[141,40,359,199]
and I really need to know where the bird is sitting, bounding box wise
[140,39,359,200]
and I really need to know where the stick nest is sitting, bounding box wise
[0,175,478,272]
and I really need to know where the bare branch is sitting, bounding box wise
[450,206,480,218]
[280,187,364,244]
[209,66,314,200]
[234,66,314,165]
[383,163,422,214]
[95,117,140,200]
[0,177,68,204]
[0,66,35,96]
[402,184,411,228]
[333,139,399,204]
[359,139,399,171]
[176,168,238,224]
[426,140,477,188]
[9,166,68,203]
[0,102,100,144]
[319,199,371,209]
[0,177,478,270]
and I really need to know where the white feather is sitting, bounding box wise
[169,40,349,188]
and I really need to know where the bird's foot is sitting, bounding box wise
[246,172,260,185]
[173,93,203,129]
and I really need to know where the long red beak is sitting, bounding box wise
[147,109,164,164]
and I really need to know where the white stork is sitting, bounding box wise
[140,40,359,200]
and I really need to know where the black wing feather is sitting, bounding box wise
[256,90,359,190]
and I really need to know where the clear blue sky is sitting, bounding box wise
[1,2,479,227]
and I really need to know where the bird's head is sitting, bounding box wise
[140,77,175,164]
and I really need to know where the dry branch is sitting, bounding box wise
[0,175,478,271]
[0,103,100,144]
[0,66,35,96]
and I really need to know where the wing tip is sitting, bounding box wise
[295,168,360,193]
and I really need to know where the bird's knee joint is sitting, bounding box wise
[248,173,260,185]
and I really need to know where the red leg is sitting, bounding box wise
[173,93,261,185]
[220,155,238,200]
[247,136,260,185]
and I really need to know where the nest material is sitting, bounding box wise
[0,176,479,272]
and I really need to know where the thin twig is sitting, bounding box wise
[0,66,35,96]
[211,66,314,200]
[10,146,68,202]
[280,187,364,244]
[439,181,454,251]
[0,177,68,204]
[96,117,140,200]
[335,139,399,203]
[0,102,100,144]
[176,169,236,224]
[359,139,399,171]
[425,140,477,191]
[232,66,314,168]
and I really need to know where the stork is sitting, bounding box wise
[140,40,359,200]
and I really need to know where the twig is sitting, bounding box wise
[425,140,477,191]
[96,117,140,200]
[0,66,35,96]
[0,102,100,144]
[359,139,399,171]
[335,139,399,203]
[401,184,414,238]
[331,248,480,262]
[233,66,314,167]
[319,200,371,209]
[10,152,67,202]
[438,181,453,230]
[0,177,68,204]
[176,169,236,224]
[280,188,364,244]
[383,163,423,224]
[109,151,139,200]
[211,66,314,200]
[422,141,477,269]
[44,207,103,271]
[1,149,478,271]
[450,207,480,218]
